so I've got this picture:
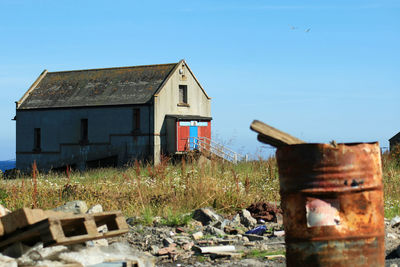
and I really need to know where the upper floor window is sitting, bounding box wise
[80,118,88,144]
[179,85,188,104]
[133,108,140,131]
[33,128,41,152]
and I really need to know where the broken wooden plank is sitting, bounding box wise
[0,211,129,249]
[250,120,305,147]
[1,208,47,235]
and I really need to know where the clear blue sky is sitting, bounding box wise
[0,0,399,160]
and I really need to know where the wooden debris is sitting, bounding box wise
[250,120,305,147]
[265,254,285,260]
[0,211,128,249]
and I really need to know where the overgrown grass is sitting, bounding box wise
[244,249,286,259]
[1,147,399,221]
[0,157,280,220]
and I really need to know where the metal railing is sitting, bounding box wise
[187,137,247,164]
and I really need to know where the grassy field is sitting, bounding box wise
[0,148,399,221]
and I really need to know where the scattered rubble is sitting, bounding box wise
[1,202,400,266]
[246,201,283,223]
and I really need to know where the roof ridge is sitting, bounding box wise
[47,62,179,74]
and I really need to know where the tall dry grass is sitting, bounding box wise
[0,148,399,219]
[0,156,280,219]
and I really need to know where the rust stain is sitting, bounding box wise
[276,142,384,267]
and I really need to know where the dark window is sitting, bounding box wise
[80,119,88,143]
[34,128,41,151]
[179,85,188,104]
[133,108,140,131]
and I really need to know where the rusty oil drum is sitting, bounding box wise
[276,142,384,267]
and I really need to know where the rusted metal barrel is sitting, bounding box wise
[276,142,384,267]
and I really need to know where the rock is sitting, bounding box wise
[187,220,203,231]
[243,234,265,241]
[391,216,400,228]
[387,233,397,239]
[182,242,194,251]
[258,219,266,224]
[231,214,241,226]
[204,225,226,237]
[87,204,103,214]
[157,245,177,256]
[0,254,17,267]
[2,242,30,258]
[237,259,266,267]
[240,209,257,228]
[274,230,285,237]
[150,245,160,255]
[193,208,223,226]
[176,227,185,233]
[246,201,283,222]
[276,213,283,225]
[86,239,108,247]
[162,237,175,247]
[53,200,88,214]
[224,225,239,235]
[126,216,140,226]
[0,204,11,217]
[209,251,243,260]
[192,231,204,240]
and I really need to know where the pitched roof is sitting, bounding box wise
[390,132,400,142]
[17,62,180,109]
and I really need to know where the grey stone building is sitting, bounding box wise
[389,132,400,151]
[15,60,211,171]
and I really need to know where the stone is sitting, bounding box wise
[224,225,238,235]
[0,254,17,267]
[2,242,30,258]
[231,214,241,226]
[86,204,103,214]
[182,242,194,251]
[391,216,400,228]
[193,208,223,226]
[387,233,397,239]
[209,252,243,260]
[240,209,257,228]
[176,227,185,233]
[204,225,226,237]
[157,246,177,256]
[274,230,285,237]
[243,234,265,241]
[192,231,204,240]
[53,200,88,214]
[150,245,160,255]
[162,237,175,247]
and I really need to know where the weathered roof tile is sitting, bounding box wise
[18,62,178,109]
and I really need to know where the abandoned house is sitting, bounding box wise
[389,132,400,151]
[15,60,212,171]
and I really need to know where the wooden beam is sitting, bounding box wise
[250,120,305,147]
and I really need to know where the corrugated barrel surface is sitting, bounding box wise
[276,142,384,267]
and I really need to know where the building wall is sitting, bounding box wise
[16,105,153,171]
[154,63,211,163]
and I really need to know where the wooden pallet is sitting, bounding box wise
[0,211,129,249]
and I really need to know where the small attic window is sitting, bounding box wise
[179,85,188,105]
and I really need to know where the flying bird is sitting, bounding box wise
[305,28,311,33]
